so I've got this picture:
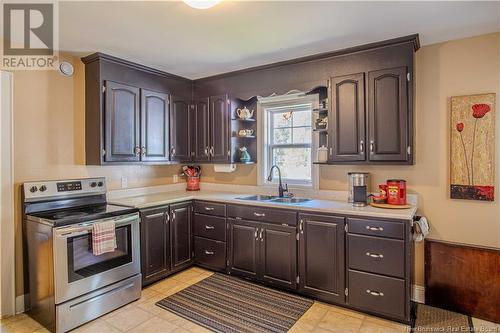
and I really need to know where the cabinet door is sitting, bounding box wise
[330,74,366,162]
[191,98,210,162]
[228,218,260,279]
[104,81,140,162]
[260,223,297,290]
[141,89,170,162]
[170,202,193,270]
[367,67,409,161]
[209,95,230,162]
[170,96,192,162]
[298,214,345,304]
[140,206,170,285]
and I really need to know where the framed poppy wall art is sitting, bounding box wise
[450,93,495,201]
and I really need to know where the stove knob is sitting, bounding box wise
[90,182,97,188]
[39,185,47,192]
[97,182,104,187]
[29,186,38,193]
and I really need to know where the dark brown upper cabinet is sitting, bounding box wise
[141,89,170,162]
[209,95,230,162]
[367,67,409,162]
[190,95,230,163]
[170,202,194,270]
[170,96,192,162]
[298,214,345,304]
[191,99,210,162]
[82,53,192,165]
[329,74,366,162]
[104,81,141,162]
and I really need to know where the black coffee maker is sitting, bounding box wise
[348,172,371,207]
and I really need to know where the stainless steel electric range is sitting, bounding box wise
[23,177,142,333]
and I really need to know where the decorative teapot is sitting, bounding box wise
[236,106,254,120]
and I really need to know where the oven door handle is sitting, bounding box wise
[55,213,139,238]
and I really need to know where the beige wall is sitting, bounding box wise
[12,33,500,296]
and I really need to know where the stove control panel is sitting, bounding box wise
[23,178,107,201]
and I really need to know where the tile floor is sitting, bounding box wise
[1,267,499,333]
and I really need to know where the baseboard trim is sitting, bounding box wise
[15,295,26,314]
[412,284,425,304]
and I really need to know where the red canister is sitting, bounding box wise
[186,176,200,191]
[387,179,406,205]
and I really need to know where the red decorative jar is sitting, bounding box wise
[186,176,200,191]
[387,179,406,205]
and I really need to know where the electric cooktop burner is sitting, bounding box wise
[28,204,138,226]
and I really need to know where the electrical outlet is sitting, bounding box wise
[121,177,128,188]
[173,174,179,183]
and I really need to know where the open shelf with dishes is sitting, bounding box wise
[230,96,258,164]
[307,86,330,164]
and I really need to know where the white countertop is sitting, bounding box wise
[109,189,418,220]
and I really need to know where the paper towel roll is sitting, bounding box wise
[213,164,237,173]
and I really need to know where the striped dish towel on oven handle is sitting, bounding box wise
[92,220,117,255]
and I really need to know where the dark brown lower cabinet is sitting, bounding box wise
[140,206,170,285]
[228,219,260,279]
[228,218,297,290]
[298,214,345,304]
[260,223,297,289]
[170,202,194,270]
[140,201,193,286]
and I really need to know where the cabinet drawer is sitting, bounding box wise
[227,205,297,226]
[348,270,405,320]
[348,234,404,278]
[194,201,226,216]
[348,218,404,239]
[193,214,226,241]
[194,237,226,271]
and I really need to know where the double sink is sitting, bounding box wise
[236,195,312,204]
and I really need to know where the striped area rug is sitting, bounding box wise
[156,273,313,333]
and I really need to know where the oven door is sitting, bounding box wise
[53,213,141,304]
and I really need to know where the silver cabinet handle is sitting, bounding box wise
[299,219,304,234]
[204,147,209,156]
[134,146,141,156]
[146,212,164,219]
[366,289,384,297]
[366,252,384,258]
[141,147,146,156]
[171,211,176,221]
[360,140,364,154]
[209,146,214,156]
[166,212,170,223]
[370,140,375,153]
[254,212,266,217]
[259,228,264,242]
[170,146,176,157]
[254,229,258,239]
[205,225,215,230]
[204,207,215,211]
[204,250,215,255]
[366,226,384,231]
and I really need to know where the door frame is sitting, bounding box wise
[0,71,16,317]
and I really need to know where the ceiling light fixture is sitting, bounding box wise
[183,0,221,9]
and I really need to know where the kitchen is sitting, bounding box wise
[0,1,499,333]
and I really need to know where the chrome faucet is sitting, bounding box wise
[267,165,290,198]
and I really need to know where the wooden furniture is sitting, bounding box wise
[425,239,500,323]
[83,35,419,166]
[82,53,192,165]
[138,199,414,323]
[139,201,193,286]
[193,201,227,271]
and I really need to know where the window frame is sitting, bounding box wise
[266,105,313,186]
[256,92,320,190]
